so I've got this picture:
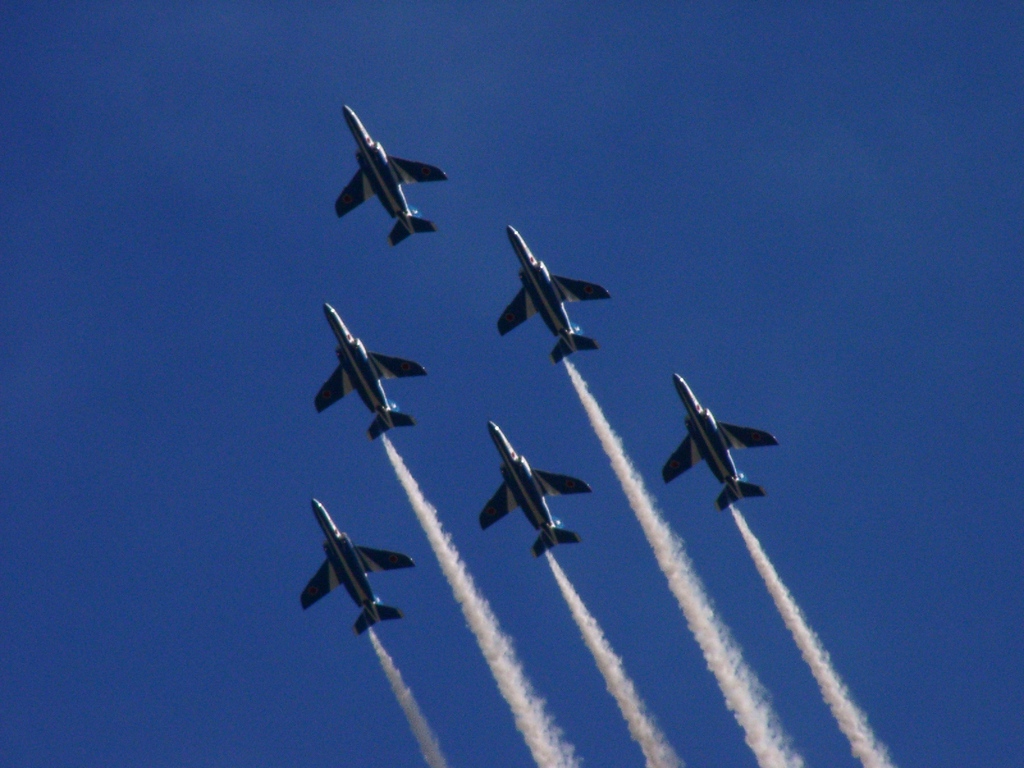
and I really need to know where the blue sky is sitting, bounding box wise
[2,4,1022,767]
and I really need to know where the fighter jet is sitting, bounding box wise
[335,105,448,246]
[315,303,427,440]
[301,499,415,635]
[662,374,779,511]
[497,226,611,363]
[479,421,591,557]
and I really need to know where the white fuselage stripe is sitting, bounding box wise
[688,406,733,480]
[341,341,384,414]
[522,259,568,337]
[506,459,546,527]
[363,144,408,222]
[330,537,369,605]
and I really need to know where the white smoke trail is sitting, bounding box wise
[382,436,580,768]
[563,361,803,768]
[546,553,683,768]
[731,509,896,768]
[368,628,451,768]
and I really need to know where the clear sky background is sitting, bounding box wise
[2,5,1022,768]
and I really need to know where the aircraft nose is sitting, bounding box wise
[673,374,696,400]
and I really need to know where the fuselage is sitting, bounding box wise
[323,303,392,418]
[506,226,575,340]
[674,375,741,488]
[343,105,413,224]
[311,499,377,611]
[487,421,556,532]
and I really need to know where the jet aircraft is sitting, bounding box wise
[301,499,415,636]
[335,105,448,246]
[479,421,591,557]
[496,226,611,363]
[315,303,426,440]
[662,374,779,511]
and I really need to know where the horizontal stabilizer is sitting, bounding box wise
[335,169,374,218]
[534,469,591,496]
[718,422,779,450]
[301,559,339,610]
[353,603,403,636]
[388,217,437,246]
[552,275,611,303]
[550,333,599,364]
[531,528,581,558]
[388,156,448,184]
[369,352,427,380]
[663,435,703,483]
[715,481,767,511]
[368,410,416,441]
[356,546,414,572]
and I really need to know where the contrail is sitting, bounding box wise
[368,628,450,768]
[382,436,580,768]
[546,552,683,768]
[731,508,897,768]
[563,361,803,768]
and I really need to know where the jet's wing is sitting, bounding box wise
[497,287,537,336]
[479,482,518,530]
[300,559,340,609]
[717,423,779,450]
[663,435,703,483]
[335,169,375,218]
[551,275,611,303]
[315,363,355,412]
[368,352,428,380]
[356,546,415,572]
[533,470,592,496]
[387,156,448,184]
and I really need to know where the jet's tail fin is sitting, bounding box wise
[353,603,404,635]
[531,527,582,557]
[550,333,599,364]
[715,481,766,511]
[367,410,416,441]
[387,216,437,246]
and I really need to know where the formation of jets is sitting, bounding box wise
[301,105,779,633]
